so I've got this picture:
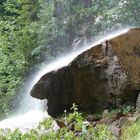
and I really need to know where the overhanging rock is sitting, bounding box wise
[30,28,140,117]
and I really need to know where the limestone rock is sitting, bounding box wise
[30,28,140,117]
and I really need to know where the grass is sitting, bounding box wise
[120,119,140,140]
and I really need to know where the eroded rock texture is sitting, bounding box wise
[31,28,140,117]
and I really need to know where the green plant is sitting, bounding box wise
[0,103,115,140]
[120,119,140,140]
[122,105,135,116]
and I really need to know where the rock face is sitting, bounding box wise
[31,28,140,117]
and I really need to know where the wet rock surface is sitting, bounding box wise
[31,28,140,117]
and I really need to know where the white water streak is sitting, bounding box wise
[0,110,49,132]
[30,28,129,85]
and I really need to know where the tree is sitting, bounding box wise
[0,0,38,119]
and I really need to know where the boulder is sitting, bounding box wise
[30,28,140,117]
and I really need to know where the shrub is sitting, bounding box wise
[0,103,115,140]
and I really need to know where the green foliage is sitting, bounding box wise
[0,0,38,119]
[0,104,115,140]
[120,118,140,140]
[122,105,135,116]
[34,0,140,60]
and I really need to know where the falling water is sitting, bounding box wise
[0,28,130,131]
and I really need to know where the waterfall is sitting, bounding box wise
[0,28,129,132]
